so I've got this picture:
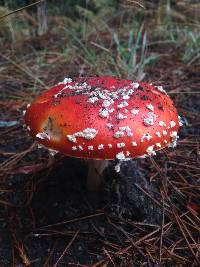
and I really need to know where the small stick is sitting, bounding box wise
[54,230,79,267]
[159,191,165,262]
[0,0,44,20]
[40,212,104,228]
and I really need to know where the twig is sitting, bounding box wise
[40,212,104,228]
[134,183,171,213]
[107,217,146,258]
[103,247,115,267]
[53,230,79,267]
[0,0,44,20]
[172,210,200,265]
[0,54,46,87]
[43,241,58,267]
[125,0,145,9]
[159,191,165,262]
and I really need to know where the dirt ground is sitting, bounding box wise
[0,15,200,267]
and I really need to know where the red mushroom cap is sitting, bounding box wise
[24,76,180,160]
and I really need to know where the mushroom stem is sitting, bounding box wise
[86,159,109,191]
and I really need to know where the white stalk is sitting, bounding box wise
[86,159,109,191]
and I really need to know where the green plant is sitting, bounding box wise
[112,25,159,80]
[182,30,200,64]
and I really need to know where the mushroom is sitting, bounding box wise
[24,76,180,191]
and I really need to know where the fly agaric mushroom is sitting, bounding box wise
[24,76,180,191]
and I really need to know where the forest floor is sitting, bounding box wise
[0,2,200,266]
